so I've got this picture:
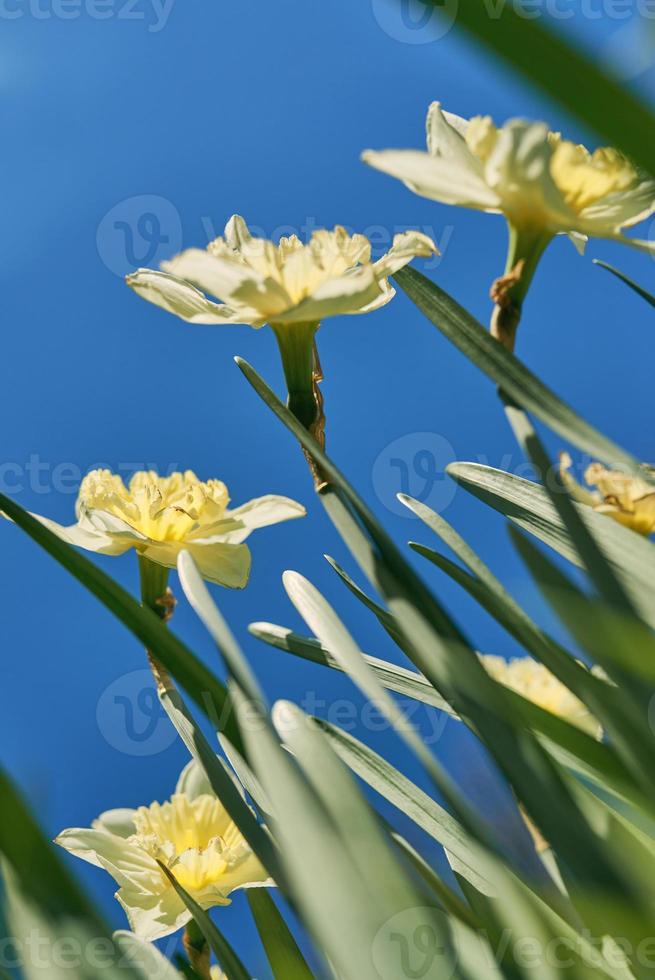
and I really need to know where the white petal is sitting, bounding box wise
[93,808,137,839]
[373,230,438,278]
[55,828,160,889]
[426,102,477,170]
[117,884,189,942]
[362,149,500,210]
[219,495,306,544]
[579,178,655,232]
[224,214,253,249]
[143,539,252,588]
[9,511,134,557]
[566,231,588,255]
[271,266,384,324]
[175,759,213,800]
[484,120,575,228]
[214,852,274,897]
[164,249,291,318]
[126,269,250,325]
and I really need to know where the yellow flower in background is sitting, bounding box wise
[56,761,273,941]
[560,452,655,536]
[481,655,601,738]
[363,102,655,254]
[13,468,304,587]
[126,215,437,329]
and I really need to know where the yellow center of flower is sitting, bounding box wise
[76,469,229,542]
[132,794,243,893]
[208,226,372,306]
[549,139,637,212]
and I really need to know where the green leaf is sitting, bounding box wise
[157,863,252,980]
[315,720,495,896]
[246,890,314,980]
[0,493,238,743]
[0,769,149,980]
[393,267,642,474]
[113,932,182,979]
[418,0,655,176]
[446,462,655,628]
[594,260,655,309]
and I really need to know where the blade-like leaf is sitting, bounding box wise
[446,462,655,628]
[0,493,238,743]
[393,267,642,475]
[594,260,655,309]
[246,890,314,980]
[157,863,252,980]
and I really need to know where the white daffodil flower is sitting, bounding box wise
[363,102,655,255]
[56,761,273,942]
[481,655,601,738]
[15,468,304,588]
[126,215,437,330]
[364,103,655,348]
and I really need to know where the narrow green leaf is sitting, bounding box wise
[393,267,641,474]
[419,0,655,175]
[0,493,237,743]
[446,462,655,628]
[157,863,252,980]
[594,260,655,309]
[246,890,314,980]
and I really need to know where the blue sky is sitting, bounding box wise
[2,0,655,973]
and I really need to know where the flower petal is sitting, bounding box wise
[163,249,291,319]
[5,511,134,557]
[126,269,249,325]
[579,177,655,232]
[55,828,160,889]
[223,214,253,249]
[175,760,213,800]
[219,495,306,544]
[143,539,252,588]
[271,266,384,324]
[93,808,138,839]
[362,149,500,210]
[426,102,478,169]
[373,230,438,279]
[117,883,189,942]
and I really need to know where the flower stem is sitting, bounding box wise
[183,919,211,979]
[490,224,552,351]
[271,320,327,487]
[138,554,176,692]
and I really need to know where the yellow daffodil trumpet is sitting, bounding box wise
[126,216,437,455]
[363,103,655,350]
[56,761,273,941]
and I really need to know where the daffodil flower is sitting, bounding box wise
[560,452,655,536]
[481,655,601,738]
[15,468,304,588]
[363,103,655,347]
[126,217,437,447]
[56,761,273,942]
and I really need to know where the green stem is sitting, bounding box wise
[183,919,211,979]
[271,321,320,433]
[138,554,174,689]
[490,223,552,351]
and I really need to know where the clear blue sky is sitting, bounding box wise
[2,1,654,973]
